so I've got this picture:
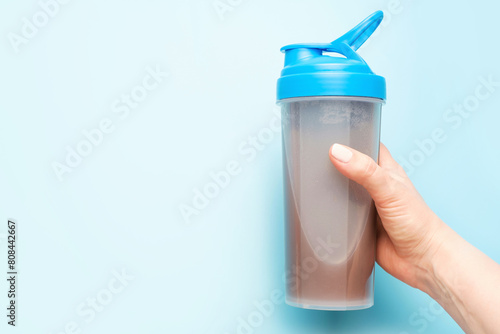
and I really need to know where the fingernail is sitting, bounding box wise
[331,144,353,163]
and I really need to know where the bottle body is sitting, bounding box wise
[281,96,382,310]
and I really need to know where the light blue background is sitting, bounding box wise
[0,1,499,333]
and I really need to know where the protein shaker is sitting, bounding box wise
[277,11,386,310]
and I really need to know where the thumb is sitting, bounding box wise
[328,143,389,203]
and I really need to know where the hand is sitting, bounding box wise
[328,143,500,334]
[328,143,449,291]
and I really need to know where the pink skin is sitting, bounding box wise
[329,143,500,334]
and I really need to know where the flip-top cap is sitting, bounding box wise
[277,11,386,101]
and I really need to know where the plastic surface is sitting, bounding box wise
[277,11,386,101]
[281,96,381,310]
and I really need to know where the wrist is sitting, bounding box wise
[412,221,491,334]
[414,218,457,297]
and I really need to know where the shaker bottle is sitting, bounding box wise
[277,11,386,310]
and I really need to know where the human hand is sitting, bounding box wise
[329,143,500,334]
[328,143,450,291]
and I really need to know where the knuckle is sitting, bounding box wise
[361,156,379,181]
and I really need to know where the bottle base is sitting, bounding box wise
[285,298,373,311]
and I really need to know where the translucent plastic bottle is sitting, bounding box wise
[277,11,386,311]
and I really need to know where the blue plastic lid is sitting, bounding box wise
[277,11,386,101]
